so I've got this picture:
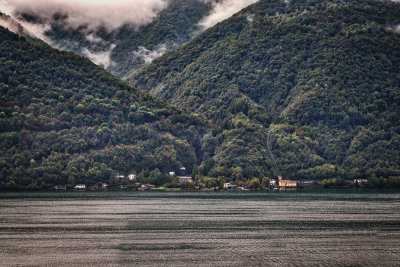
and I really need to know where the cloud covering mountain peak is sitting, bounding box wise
[0,0,261,71]
[0,0,169,31]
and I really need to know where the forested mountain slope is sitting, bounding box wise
[108,0,212,77]
[130,0,400,181]
[0,27,207,190]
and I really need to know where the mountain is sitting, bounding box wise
[0,27,207,190]
[129,0,400,182]
[108,0,213,77]
[8,0,214,78]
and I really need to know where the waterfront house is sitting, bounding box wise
[354,179,368,184]
[179,176,193,183]
[297,180,315,186]
[54,185,66,190]
[74,184,86,190]
[101,183,108,190]
[224,183,236,189]
[128,174,136,180]
[278,176,297,188]
[141,184,154,190]
[169,172,176,177]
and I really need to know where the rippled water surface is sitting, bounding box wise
[1,189,400,266]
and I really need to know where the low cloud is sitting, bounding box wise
[85,32,105,44]
[132,44,168,64]
[246,14,254,24]
[82,44,116,68]
[0,12,54,44]
[0,12,28,35]
[386,24,400,35]
[0,0,168,32]
[198,0,259,29]
[19,21,53,44]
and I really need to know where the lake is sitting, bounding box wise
[0,189,400,266]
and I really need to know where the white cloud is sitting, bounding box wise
[85,32,104,43]
[0,0,168,32]
[198,0,259,29]
[246,14,254,24]
[0,13,23,34]
[386,24,400,35]
[132,44,168,64]
[20,21,54,44]
[82,44,116,68]
[0,11,50,43]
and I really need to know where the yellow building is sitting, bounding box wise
[278,177,297,187]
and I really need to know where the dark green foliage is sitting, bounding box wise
[0,27,207,189]
[129,0,400,181]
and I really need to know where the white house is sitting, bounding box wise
[74,184,86,190]
[354,179,368,184]
[224,183,236,189]
[169,172,176,177]
[128,174,136,180]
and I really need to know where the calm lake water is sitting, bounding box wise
[1,189,400,266]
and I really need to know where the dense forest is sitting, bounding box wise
[130,0,400,185]
[0,27,208,190]
[2,0,400,190]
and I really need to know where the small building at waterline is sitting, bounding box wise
[224,183,236,189]
[278,176,297,188]
[74,184,86,190]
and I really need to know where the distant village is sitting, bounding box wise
[53,166,369,191]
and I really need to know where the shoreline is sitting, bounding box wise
[1,187,400,194]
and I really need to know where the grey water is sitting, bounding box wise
[1,189,400,266]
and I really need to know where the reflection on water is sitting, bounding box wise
[0,190,400,266]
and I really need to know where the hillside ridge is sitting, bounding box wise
[129,0,400,183]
